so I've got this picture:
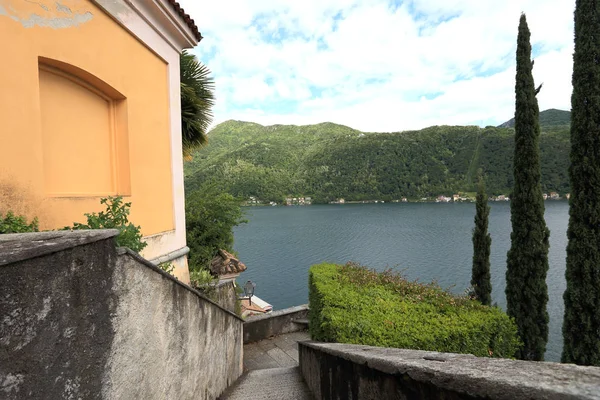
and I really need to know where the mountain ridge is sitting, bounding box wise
[185,110,571,203]
[497,108,571,128]
[212,109,570,135]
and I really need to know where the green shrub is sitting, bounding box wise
[0,211,39,233]
[158,262,175,275]
[185,183,246,271]
[189,268,218,298]
[67,196,147,253]
[189,268,216,287]
[309,263,521,358]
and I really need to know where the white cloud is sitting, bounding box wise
[178,0,575,132]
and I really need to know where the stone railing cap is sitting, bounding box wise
[0,229,119,266]
[300,342,600,399]
[245,304,309,323]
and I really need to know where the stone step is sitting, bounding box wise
[220,367,313,400]
[292,318,309,326]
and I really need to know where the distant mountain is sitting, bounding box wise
[184,120,571,203]
[498,108,571,128]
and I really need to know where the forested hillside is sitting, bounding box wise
[498,108,570,128]
[184,111,570,203]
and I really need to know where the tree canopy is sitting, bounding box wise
[562,0,600,366]
[505,14,550,361]
[185,183,246,272]
[471,171,492,306]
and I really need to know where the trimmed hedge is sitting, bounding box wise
[309,263,521,358]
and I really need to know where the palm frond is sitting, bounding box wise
[180,50,215,159]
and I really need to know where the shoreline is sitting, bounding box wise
[242,198,570,207]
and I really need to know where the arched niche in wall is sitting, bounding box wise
[38,57,131,197]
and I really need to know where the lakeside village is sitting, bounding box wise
[243,192,570,206]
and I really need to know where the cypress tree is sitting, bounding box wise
[562,0,600,366]
[471,171,492,306]
[505,14,550,361]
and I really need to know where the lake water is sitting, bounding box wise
[233,202,569,361]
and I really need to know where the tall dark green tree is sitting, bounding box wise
[180,50,215,160]
[471,170,492,306]
[505,14,550,361]
[562,0,600,366]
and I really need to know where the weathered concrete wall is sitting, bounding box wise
[299,341,600,400]
[0,230,119,399]
[0,230,243,400]
[212,280,239,314]
[244,305,309,344]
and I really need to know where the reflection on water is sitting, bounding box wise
[234,201,568,361]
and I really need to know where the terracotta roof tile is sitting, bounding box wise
[210,250,247,276]
[240,299,267,314]
[166,0,202,42]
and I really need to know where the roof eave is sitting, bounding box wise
[159,0,202,48]
[97,0,200,51]
[153,0,200,49]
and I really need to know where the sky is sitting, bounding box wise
[178,0,575,132]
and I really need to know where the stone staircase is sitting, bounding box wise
[219,367,313,400]
[220,330,314,400]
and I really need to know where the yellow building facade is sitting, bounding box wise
[0,0,200,282]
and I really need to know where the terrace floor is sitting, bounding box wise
[243,330,311,371]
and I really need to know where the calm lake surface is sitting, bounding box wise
[234,202,569,361]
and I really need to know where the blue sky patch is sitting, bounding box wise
[421,91,444,101]
[182,0,574,131]
[331,10,344,32]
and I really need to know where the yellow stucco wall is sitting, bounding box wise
[0,0,175,236]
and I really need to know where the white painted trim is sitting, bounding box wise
[122,0,197,51]
[148,246,190,266]
[93,0,198,51]
[154,0,199,46]
[91,0,192,270]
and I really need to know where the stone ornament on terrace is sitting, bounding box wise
[210,249,247,280]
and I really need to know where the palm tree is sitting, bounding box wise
[180,50,215,160]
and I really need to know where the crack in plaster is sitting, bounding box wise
[55,1,72,14]
[24,0,49,11]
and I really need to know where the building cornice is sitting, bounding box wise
[93,0,200,52]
